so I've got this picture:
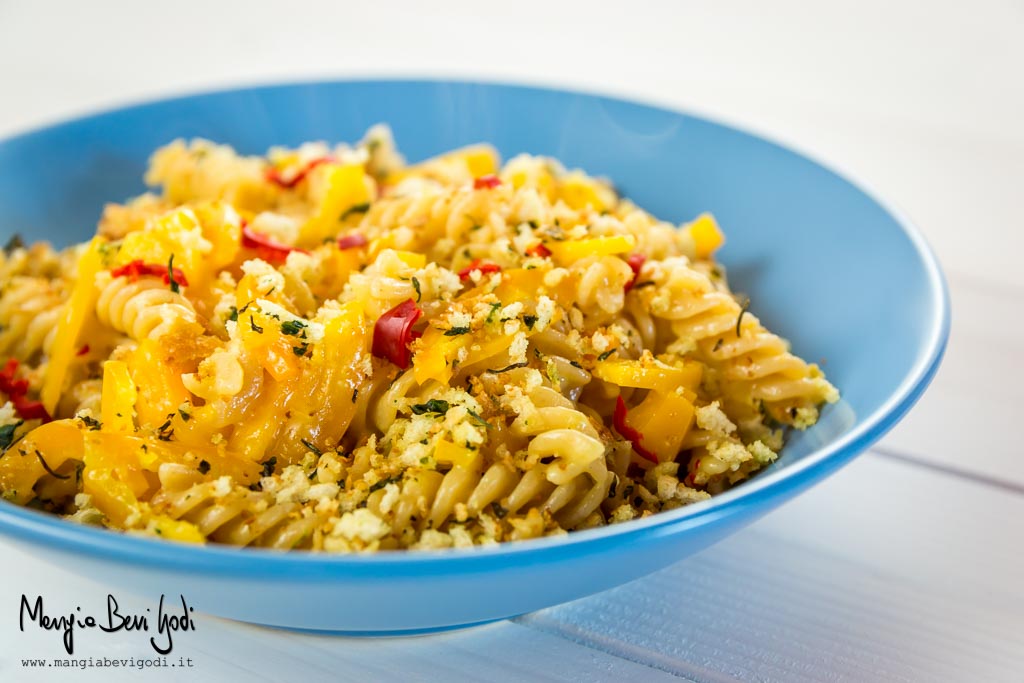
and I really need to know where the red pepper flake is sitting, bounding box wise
[457,260,502,281]
[473,174,502,190]
[624,253,646,292]
[336,233,369,250]
[110,260,189,288]
[613,396,657,464]
[241,224,310,264]
[684,458,701,487]
[0,358,51,423]
[264,156,334,189]
[526,243,552,258]
[371,299,423,369]
[76,345,90,357]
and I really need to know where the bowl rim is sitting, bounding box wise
[0,76,950,573]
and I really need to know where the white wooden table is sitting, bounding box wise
[1,2,1021,680]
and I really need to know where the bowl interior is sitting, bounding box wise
[0,80,940,478]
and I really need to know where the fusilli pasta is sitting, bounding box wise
[0,126,837,551]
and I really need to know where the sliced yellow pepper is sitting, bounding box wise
[148,515,206,543]
[626,390,695,463]
[687,213,725,259]
[127,339,191,429]
[0,419,84,504]
[434,439,483,471]
[593,358,702,395]
[41,237,107,413]
[413,327,467,386]
[301,163,375,244]
[101,361,137,433]
[557,172,616,211]
[546,234,636,265]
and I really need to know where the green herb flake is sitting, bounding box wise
[198,460,211,475]
[3,234,25,253]
[0,421,22,450]
[411,277,422,302]
[466,409,493,430]
[227,306,239,322]
[522,314,537,330]
[486,302,502,324]
[410,399,451,416]
[292,343,309,356]
[280,319,307,336]
[340,202,371,221]
[249,316,264,334]
[444,326,471,336]
[486,361,529,374]
[167,254,181,293]
[597,348,617,361]
[300,438,323,456]
[736,297,751,338]
[369,475,401,493]
[77,415,102,431]
[261,456,278,478]
[178,408,191,422]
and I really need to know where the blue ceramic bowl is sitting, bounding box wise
[0,79,948,634]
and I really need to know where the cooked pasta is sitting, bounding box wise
[0,126,838,551]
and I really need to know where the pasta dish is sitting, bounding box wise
[0,126,837,551]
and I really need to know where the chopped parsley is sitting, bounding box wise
[597,348,617,361]
[77,415,102,431]
[261,456,278,477]
[35,450,70,480]
[198,460,211,475]
[736,297,750,337]
[249,316,264,333]
[292,343,309,356]
[4,234,25,253]
[522,314,537,330]
[490,502,508,519]
[340,202,371,221]
[0,421,22,449]
[486,361,529,374]
[167,255,181,293]
[369,475,401,493]
[410,399,450,416]
[227,306,239,322]
[300,438,323,456]
[280,319,307,336]
[486,302,502,323]
[411,277,422,302]
[466,409,492,430]
[444,326,471,336]
[178,407,191,422]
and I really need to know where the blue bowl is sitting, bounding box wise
[0,79,948,634]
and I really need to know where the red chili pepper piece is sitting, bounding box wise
[241,225,310,264]
[624,253,646,292]
[526,243,552,258]
[371,299,423,369]
[264,156,334,189]
[0,358,52,423]
[110,260,188,288]
[613,396,658,464]
[336,233,369,250]
[12,396,51,422]
[457,260,502,281]
[473,174,502,190]
[76,345,90,356]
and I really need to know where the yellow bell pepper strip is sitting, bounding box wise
[127,339,191,429]
[301,163,375,244]
[687,213,725,259]
[101,361,137,433]
[621,390,696,464]
[593,357,702,395]
[0,419,83,504]
[386,144,499,184]
[557,172,617,211]
[434,439,483,471]
[546,234,636,265]
[41,236,107,414]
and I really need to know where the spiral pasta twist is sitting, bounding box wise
[0,276,65,362]
[95,274,200,340]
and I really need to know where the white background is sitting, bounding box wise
[0,1,1021,680]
